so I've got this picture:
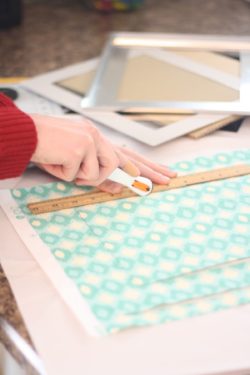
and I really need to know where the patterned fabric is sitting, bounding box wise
[11,149,250,334]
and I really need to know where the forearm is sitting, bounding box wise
[0,94,37,179]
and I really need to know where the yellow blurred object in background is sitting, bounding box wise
[84,0,144,12]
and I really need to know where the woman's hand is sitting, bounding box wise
[91,145,177,193]
[31,114,176,193]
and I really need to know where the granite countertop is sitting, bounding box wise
[0,0,250,373]
[0,266,39,375]
[1,0,250,76]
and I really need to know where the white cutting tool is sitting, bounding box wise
[108,168,152,196]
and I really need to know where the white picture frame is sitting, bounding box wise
[81,32,250,115]
[23,46,235,146]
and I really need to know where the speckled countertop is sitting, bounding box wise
[0,0,250,373]
[1,0,250,77]
[0,267,39,374]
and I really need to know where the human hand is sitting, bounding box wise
[30,114,176,193]
[30,114,132,183]
[92,145,177,193]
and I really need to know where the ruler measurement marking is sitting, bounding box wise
[27,164,250,215]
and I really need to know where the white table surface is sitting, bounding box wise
[1,118,250,375]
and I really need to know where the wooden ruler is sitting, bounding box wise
[0,77,27,84]
[125,114,243,140]
[27,164,250,215]
[187,115,242,139]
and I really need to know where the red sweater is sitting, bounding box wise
[0,94,37,179]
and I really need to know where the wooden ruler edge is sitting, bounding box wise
[187,115,242,139]
[27,164,250,214]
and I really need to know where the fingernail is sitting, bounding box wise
[112,185,123,194]
[160,176,170,184]
[75,179,85,186]
[123,161,139,177]
[168,170,177,177]
[160,165,177,177]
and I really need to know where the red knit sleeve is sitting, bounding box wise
[0,93,37,179]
